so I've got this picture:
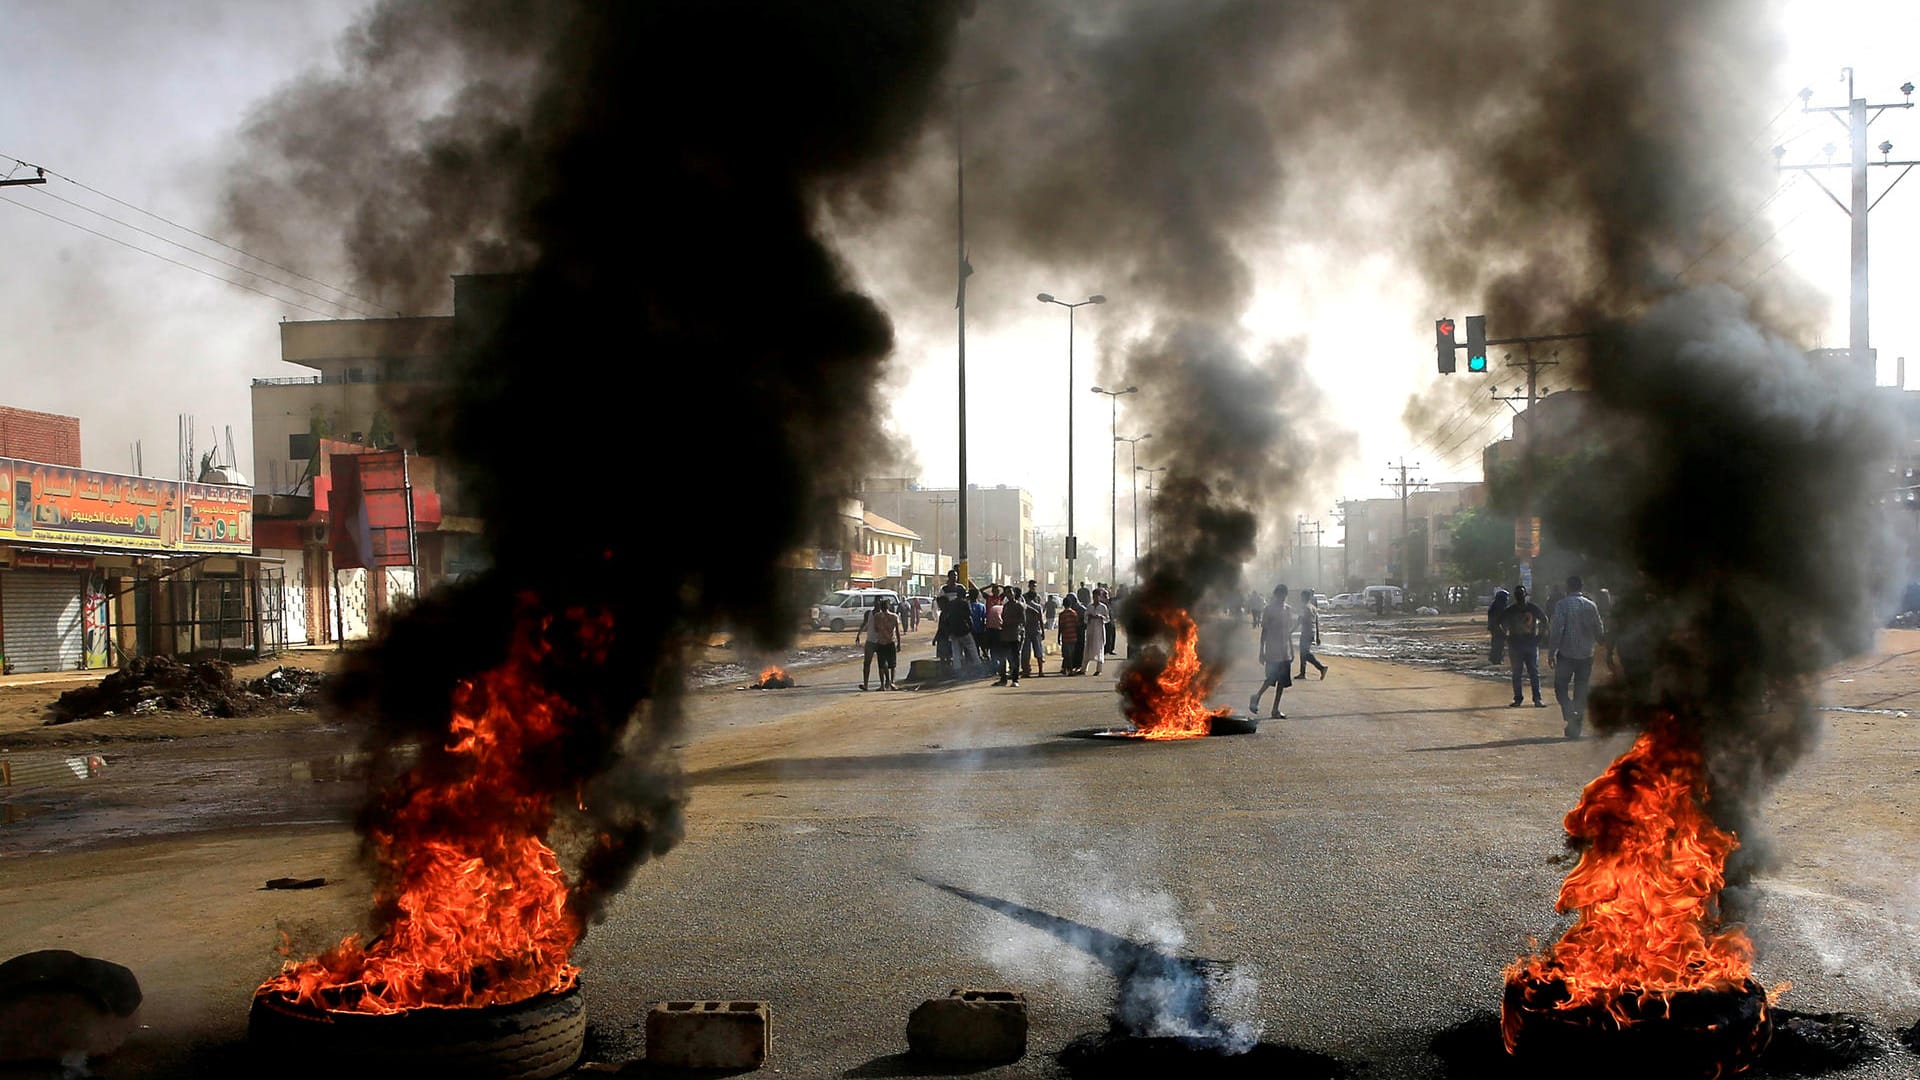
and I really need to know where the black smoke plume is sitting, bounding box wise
[910,0,1895,866]
[228,0,967,923]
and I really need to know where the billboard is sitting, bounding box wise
[0,457,251,554]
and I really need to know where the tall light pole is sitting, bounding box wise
[1091,385,1138,587]
[1037,293,1106,596]
[1116,433,1151,583]
[953,67,1017,587]
[1137,465,1165,554]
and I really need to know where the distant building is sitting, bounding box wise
[1339,482,1484,590]
[857,478,1034,586]
[0,405,81,467]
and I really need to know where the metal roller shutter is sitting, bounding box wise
[2,570,85,674]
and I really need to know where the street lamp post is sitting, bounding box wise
[1037,293,1106,597]
[1136,465,1165,554]
[1091,385,1138,589]
[1116,433,1151,584]
[953,68,1017,588]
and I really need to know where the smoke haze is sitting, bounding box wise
[227,0,1890,929]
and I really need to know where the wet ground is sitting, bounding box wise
[1312,612,1502,678]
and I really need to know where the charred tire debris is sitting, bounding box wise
[246,986,585,1080]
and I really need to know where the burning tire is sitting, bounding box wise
[1501,976,1771,1078]
[248,986,585,1080]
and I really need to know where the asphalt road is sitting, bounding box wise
[3,625,1917,1078]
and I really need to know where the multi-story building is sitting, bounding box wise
[249,275,509,643]
[857,479,1034,586]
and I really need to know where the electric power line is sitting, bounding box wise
[2,154,396,315]
[23,184,382,318]
[0,193,339,318]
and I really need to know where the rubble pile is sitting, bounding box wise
[49,657,328,723]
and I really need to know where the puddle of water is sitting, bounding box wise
[1,802,47,825]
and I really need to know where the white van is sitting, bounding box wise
[1361,585,1404,610]
[810,588,901,632]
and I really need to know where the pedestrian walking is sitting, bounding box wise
[1044,591,1059,629]
[1501,585,1548,708]
[855,603,880,691]
[1486,587,1510,665]
[1098,584,1119,657]
[1297,589,1328,679]
[1549,575,1605,738]
[1077,582,1092,607]
[1021,587,1047,677]
[1058,593,1085,675]
[990,587,1024,686]
[868,597,903,690]
[1250,584,1294,718]
[1084,589,1112,676]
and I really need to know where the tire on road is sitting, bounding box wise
[247,987,585,1080]
[830,619,846,632]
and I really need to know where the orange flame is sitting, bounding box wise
[758,665,789,684]
[1118,608,1232,740]
[1503,714,1757,1049]
[259,612,601,1013]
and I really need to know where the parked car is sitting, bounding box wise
[1327,592,1364,610]
[810,588,900,632]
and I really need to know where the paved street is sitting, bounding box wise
[2,630,1918,1077]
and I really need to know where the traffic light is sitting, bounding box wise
[1435,318,1456,373]
[1466,315,1488,373]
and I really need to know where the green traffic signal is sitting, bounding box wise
[1468,353,1487,373]
[1465,315,1487,373]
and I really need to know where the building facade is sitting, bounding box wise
[0,406,81,468]
[0,448,264,673]
[856,479,1033,586]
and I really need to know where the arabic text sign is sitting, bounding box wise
[0,458,251,554]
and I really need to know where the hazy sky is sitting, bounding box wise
[1,0,1915,567]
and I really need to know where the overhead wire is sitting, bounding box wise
[0,193,339,318]
[1,153,397,316]
[21,184,384,318]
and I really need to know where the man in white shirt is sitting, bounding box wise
[1250,584,1294,719]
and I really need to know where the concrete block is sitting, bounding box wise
[646,1000,768,1070]
[907,989,1027,1063]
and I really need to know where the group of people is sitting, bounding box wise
[919,570,1120,684]
[1486,575,1606,738]
[1248,584,1330,719]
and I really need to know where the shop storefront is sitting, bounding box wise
[0,456,260,673]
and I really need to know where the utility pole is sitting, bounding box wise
[1297,517,1323,589]
[951,70,1016,587]
[1490,341,1566,593]
[1136,465,1164,557]
[1116,433,1150,584]
[0,167,46,189]
[1779,71,1916,364]
[1382,458,1427,591]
